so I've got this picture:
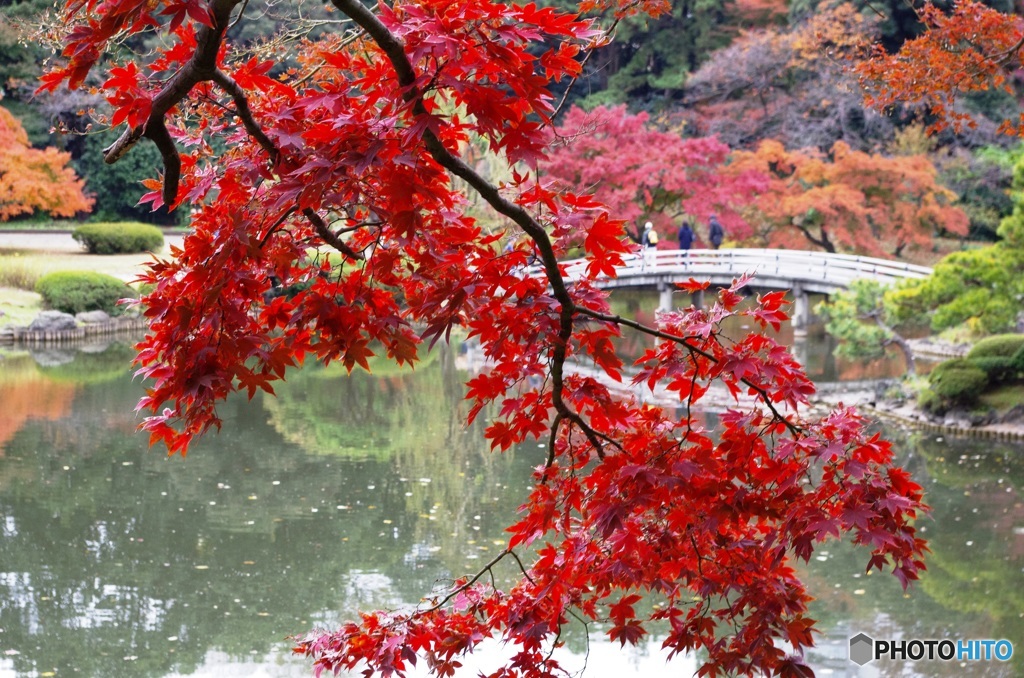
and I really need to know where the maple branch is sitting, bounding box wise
[546,413,564,470]
[258,206,297,248]
[990,33,1024,67]
[212,68,280,163]
[330,0,595,462]
[418,548,516,615]
[327,0,572,306]
[574,306,803,437]
[103,0,243,206]
[794,223,833,253]
[303,208,364,260]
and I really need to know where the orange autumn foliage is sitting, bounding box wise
[0,107,93,220]
[729,139,969,256]
[857,1,1024,136]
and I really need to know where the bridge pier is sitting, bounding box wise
[658,283,704,313]
[791,283,810,335]
[658,283,672,313]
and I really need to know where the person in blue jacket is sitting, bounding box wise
[677,221,694,250]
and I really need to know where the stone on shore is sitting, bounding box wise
[27,311,77,333]
[76,310,111,324]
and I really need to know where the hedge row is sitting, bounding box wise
[72,222,164,254]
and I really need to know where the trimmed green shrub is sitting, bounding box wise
[929,364,989,404]
[35,271,136,315]
[928,357,971,378]
[966,333,1024,359]
[72,222,164,254]
[970,356,1017,383]
[1012,345,1024,373]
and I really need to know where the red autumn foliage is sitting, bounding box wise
[0,108,93,220]
[541,104,767,243]
[42,0,928,676]
[857,0,1024,136]
[728,139,969,256]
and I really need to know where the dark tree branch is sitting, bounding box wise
[865,309,915,376]
[329,0,595,456]
[303,208,364,260]
[795,223,834,253]
[103,0,244,206]
[212,68,281,164]
[575,306,804,437]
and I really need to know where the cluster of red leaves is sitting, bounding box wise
[297,280,928,678]
[0,108,93,220]
[857,0,1024,136]
[42,0,928,676]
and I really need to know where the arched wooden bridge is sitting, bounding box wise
[554,248,933,329]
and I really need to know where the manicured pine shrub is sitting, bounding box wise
[72,222,164,254]
[966,333,1024,359]
[928,360,989,405]
[969,356,1017,384]
[1011,344,1024,374]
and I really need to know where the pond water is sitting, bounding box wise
[0,306,1020,677]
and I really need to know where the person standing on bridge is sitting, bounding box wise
[708,214,724,250]
[677,221,694,250]
[641,221,659,269]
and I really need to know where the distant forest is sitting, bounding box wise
[1,0,1021,232]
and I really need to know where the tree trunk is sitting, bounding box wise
[875,315,915,376]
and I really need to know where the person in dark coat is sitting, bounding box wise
[708,214,724,249]
[677,221,694,250]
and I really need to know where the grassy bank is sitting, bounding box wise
[0,249,167,328]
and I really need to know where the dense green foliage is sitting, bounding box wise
[886,153,1024,336]
[35,270,135,314]
[817,280,893,360]
[937,145,1022,241]
[72,222,164,254]
[966,334,1024,359]
[927,360,990,405]
[73,130,182,224]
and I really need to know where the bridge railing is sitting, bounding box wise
[553,248,932,289]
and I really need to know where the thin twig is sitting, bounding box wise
[575,306,803,436]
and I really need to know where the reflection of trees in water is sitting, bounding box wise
[264,342,540,587]
[910,437,1024,676]
[0,342,540,676]
[0,355,78,454]
[263,344,445,458]
[796,432,1023,676]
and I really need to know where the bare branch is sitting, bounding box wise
[103,0,243,205]
[303,208,364,260]
[212,68,281,163]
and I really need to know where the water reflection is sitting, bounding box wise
[0,336,1020,677]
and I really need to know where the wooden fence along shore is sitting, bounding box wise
[0,316,149,346]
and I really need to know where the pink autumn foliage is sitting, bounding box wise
[542,104,767,243]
